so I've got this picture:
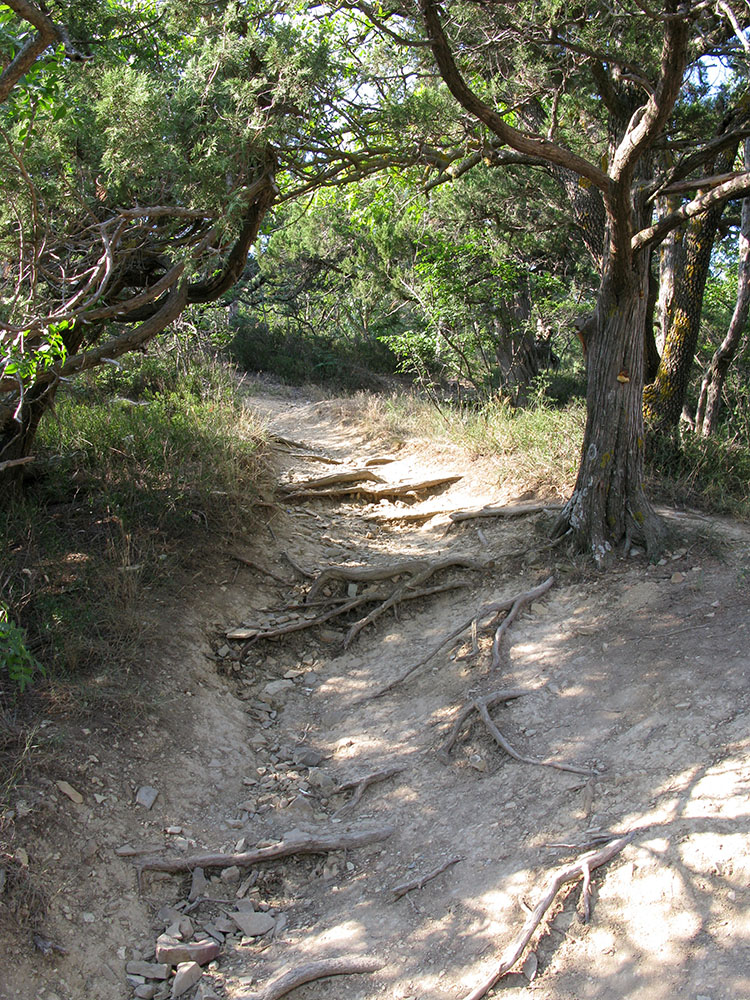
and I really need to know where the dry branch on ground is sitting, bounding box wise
[391,855,463,899]
[460,833,635,1000]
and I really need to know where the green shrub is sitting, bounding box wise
[0,604,43,694]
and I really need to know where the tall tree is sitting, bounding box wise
[406,0,750,561]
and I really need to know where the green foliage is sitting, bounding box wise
[0,604,43,695]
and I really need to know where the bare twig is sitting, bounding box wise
[391,856,463,899]
[461,833,635,1000]
[333,765,406,817]
[234,957,384,1000]
[137,826,394,879]
[449,502,564,523]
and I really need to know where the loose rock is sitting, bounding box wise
[155,935,221,966]
[136,786,159,810]
[171,961,202,998]
[126,961,169,980]
[230,910,275,937]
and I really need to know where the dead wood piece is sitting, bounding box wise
[282,474,462,503]
[461,833,635,1000]
[439,689,529,762]
[333,765,406,817]
[234,957,384,1000]
[366,578,553,701]
[137,826,394,879]
[474,698,596,777]
[449,501,564,523]
[0,455,35,472]
[278,468,385,493]
[391,855,463,899]
[231,553,291,585]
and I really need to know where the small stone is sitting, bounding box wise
[171,961,202,997]
[216,645,231,658]
[155,935,221,966]
[318,628,342,644]
[134,987,159,1000]
[56,780,84,804]
[230,910,275,937]
[126,962,170,980]
[81,912,96,923]
[136,786,159,810]
[292,746,324,767]
[670,572,686,584]
[522,951,538,982]
[166,826,182,835]
[189,867,208,901]
[220,866,240,883]
[214,917,237,934]
[14,847,29,866]
[262,679,295,706]
[177,916,194,940]
[469,754,487,772]
[157,906,183,928]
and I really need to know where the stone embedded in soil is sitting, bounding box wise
[230,910,276,937]
[290,746,325,767]
[134,986,159,999]
[136,786,159,810]
[155,935,221,966]
[188,867,208,901]
[56,780,84,804]
[126,961,169,980]
[171,962,202,997]
[262,679,295,706]
[220,865,240,883]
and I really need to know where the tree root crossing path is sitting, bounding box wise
[13,384,750,1000]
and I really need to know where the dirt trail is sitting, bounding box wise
[4,382,750,1000]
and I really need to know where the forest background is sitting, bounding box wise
[1,0,750,692]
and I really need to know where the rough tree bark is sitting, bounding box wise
[695,141,750,436]
[643,142,739,433]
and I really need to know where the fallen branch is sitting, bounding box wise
[391,855,463,899]
[235,957,384,1000]
[449,502,564,523]
[137,826,394,879]
[474,697,596,777]
[366,577,553,700]
[333,765,406,817]
[0,455,35,472]
[460,833,635,1000]
[438,689,529,762]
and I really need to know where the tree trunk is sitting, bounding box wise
[553,256,663,562]
[643,144,738,433]
[695,145,750,436]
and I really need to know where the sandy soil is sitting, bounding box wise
[2,380,749,1000]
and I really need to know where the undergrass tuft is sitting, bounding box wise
[0,346,268,711]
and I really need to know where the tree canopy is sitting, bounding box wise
[2,0,749,561]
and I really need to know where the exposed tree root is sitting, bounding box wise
[365,577,554,700]
[278,468,385,494]
[230,553,292,586]
[279,474,462,503]
[391,855,463,899]
[449,502,564,523]
[438,689,529,762]
[235,957,384,1000]
[472,697,597,777]
[332,764,406,817]
[227,555,485,652]
[136,826,394,881]
[460,833,635,1000]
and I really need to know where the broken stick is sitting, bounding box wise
[234,957,384,1000]
[391,855,463,899]
[460,833,635,1000]
[136,826,393,879]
